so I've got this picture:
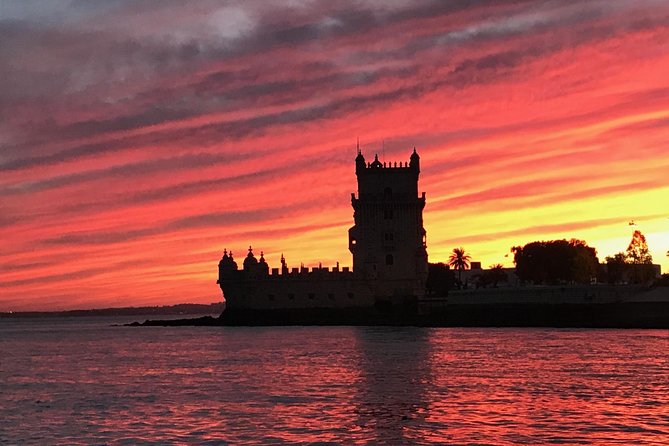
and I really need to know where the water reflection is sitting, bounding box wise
[352,327,434,444]
[1,321,667,445]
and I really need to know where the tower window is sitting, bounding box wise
[386,254,394,265]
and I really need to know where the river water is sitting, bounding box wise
[1,317,667,445]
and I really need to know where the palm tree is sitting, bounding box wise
[448,247,471,284]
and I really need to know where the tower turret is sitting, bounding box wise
[280,253,289,275]
[219,248,229,266]
[243,246,258,271]
[410,147,420,172]
[228,251,238,270]
[258,251,269,275]
[355,149,366,174]
[218,248,239,283]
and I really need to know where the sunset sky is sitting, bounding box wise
[2,0,668,311]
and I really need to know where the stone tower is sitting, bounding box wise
[348,148,428,299]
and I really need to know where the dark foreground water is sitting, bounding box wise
[1,318,667,445]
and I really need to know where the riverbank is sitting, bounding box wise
[130,285,669,328]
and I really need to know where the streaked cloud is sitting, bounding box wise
[1,0,668,310]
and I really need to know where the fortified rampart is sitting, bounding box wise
[218,254,374,310]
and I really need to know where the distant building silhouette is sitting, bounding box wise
[217,148,428,310]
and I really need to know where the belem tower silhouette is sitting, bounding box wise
[217,148,429,310]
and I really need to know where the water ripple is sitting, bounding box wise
[0,320,667,445]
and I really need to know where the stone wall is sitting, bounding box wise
[222,270,376,310]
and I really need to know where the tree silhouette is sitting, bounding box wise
[625,230,653,264]
[448,247,471,284]
[477,264,507,288]
[625,230,655,283]
[604,252,627,284]
[426,262,455,296]
[512,239,598,284]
